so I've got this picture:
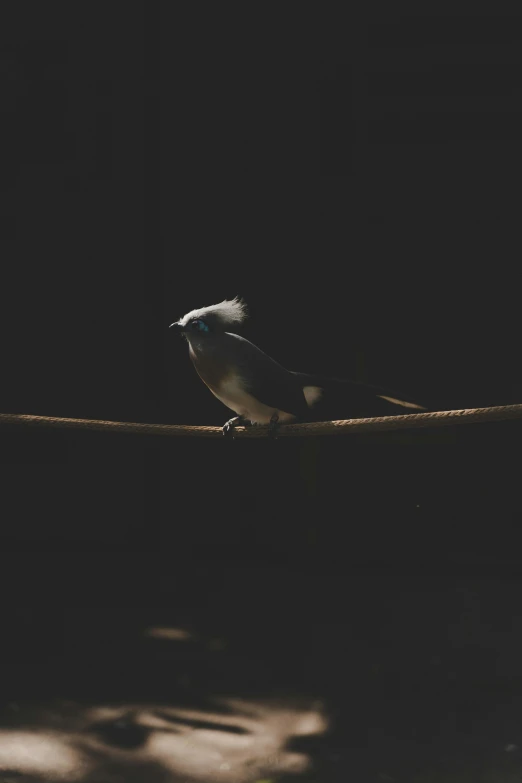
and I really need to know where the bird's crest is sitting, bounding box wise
[178,297,248,330]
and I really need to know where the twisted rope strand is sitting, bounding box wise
[0,404,521,438]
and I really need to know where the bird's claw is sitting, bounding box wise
[222,416,250,438]
[222,417,240,438]
[268,413,280,439]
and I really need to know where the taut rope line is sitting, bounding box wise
[0,404,521,438]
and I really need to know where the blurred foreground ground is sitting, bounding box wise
[2,556,522,782]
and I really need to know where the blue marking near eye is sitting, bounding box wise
[193,319,209,332]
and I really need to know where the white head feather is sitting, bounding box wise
[178,297,248,330]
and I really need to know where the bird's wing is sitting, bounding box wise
[223,333,309,417]
[292,372,426,418]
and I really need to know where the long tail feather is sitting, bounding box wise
[292,372,426,418]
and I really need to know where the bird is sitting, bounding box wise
[169,298,426,436]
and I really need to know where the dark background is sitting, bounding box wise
[1,6,522,780]
[1,4,520,556]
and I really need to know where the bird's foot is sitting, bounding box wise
[222,416,250,438]
[268,412,280,439]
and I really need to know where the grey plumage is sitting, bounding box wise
[170,298,425,431]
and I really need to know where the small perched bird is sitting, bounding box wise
[169,298,425,435]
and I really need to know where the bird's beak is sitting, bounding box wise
[169,321,184,334]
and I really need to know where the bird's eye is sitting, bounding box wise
[192,319,209,332]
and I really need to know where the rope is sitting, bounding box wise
[0,404,521,438]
